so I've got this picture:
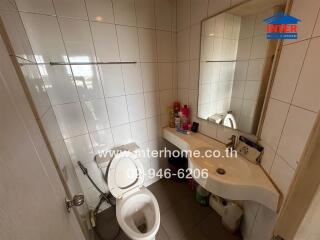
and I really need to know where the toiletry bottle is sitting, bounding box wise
[175,115,181,129]
[181,105,190,130]
[168,108,175,128]
[173,101,180,115]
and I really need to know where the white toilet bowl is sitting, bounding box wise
[116,187,160,240]
[107,150,160,240]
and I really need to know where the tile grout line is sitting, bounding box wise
[83,0,115,148]
[51,1,95,155]
[268,30,315,174]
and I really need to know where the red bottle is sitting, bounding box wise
[181,105,190,130]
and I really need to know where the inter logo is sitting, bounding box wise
[264,13,301,40]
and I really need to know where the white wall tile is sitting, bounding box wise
[171,0,177,31]
[259,141,276,174]
[270,155,295,197]
[106,96,129,127]
[85,0,114,23]
[271,40,309,103]
[85,186,106,209]
[158,63,173,90]
[277,106,316,169]
[75,161,105,189]
[126,94,146,121]
[177,0,190,31]
[59,18,95,62]
[147,116,160,140]
[130,119,148,144]
[15,0,54,15]
[236,38,252,60]
[54,103,88,138]
[178,89,188,105]
[214,14,225,38]
[135,0,156,28]
[116,25,140,61]
[292,37,320,112]
[53,0,87,19]
[113,0,136,26]
[172,32,177,62]
[90,129,114,153]
[177,29,190,61]
[41,108,63,143]
[231,81,245,99]
[190,24,201,60]
[234,61,248,81]
[189,60,199,90]
[65,134,94,165]
[0,0,17,11]
[156,30,172,62]
[289,0,320,41]
[160,89,174,114]
[91,22,120,62]
[250,36,268,59]
[261,99,290,151]
[188,89,198,115]
[178,61,189,89]
[138,28,157,62]
[208,0,230,16]
[122,63,143,94]
[72,65,104,101]
[246,59,264,80]
[239,15,255,39]
[190,0,207,25]
[99,65,125,97]
[41,65,78,105]
[155,0,173,31]
[144,91,160,117]
[21,13,67,63]
[243,81,260,100]
[82,99,110,132]
[141,63,158,92]
[0,11,35,63]
[20,65,51,117]
[313,14,320,37]
[111,124,132,145]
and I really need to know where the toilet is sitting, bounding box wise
[107,150,160,240]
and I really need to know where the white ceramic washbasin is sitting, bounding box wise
[163,127,280,212]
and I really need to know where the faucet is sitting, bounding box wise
[226,135,237,150]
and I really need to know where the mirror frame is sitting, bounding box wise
[197,0,290,139]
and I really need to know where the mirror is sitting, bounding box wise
[198,0,286,135]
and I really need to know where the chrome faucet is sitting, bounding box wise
[226,135,237,150]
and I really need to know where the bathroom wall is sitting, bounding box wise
[176,0,320,239]
[0,0,90,230]
[10,0,177,211]
[198,13,240,120]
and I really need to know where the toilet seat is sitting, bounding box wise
[108,151,144,199]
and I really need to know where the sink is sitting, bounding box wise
[163,127,280,212]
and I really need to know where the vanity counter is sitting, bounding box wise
[163,127,280,212]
